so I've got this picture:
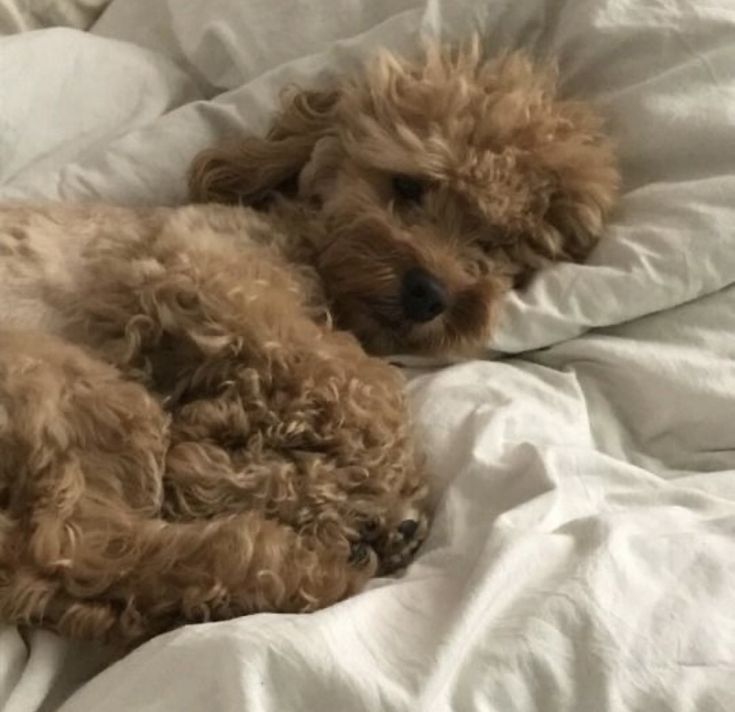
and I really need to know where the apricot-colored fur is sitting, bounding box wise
[0,42,617,646]
[191,41,619,354]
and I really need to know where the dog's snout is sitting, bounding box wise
[400,268,448,323]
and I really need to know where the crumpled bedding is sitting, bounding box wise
[0,0,110,34]
[2,1,735,710]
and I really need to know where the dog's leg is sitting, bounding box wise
[2,511,372,645]
[0,328,166,640]
[0,564,125,641]
[0,329,372,644]
[101,511,372,643]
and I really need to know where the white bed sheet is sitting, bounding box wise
[0,0,111,35]
[2,1,735,710]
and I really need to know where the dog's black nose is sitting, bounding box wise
[400,268,448,323]
[397,519,419,539]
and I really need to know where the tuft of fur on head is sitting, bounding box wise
[190,38,619,355]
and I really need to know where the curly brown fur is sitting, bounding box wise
[190,39,619,354]
[0,204,426,645]
[0,41,617,646]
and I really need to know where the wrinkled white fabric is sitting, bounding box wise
[1,1,735,710]
[0,0,110,35]
[0,29,199,190]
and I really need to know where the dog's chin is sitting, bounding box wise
[331,307,401,355]
[335,301,493,358]
[397,317,492,358]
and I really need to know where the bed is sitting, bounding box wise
[2,1,735,710]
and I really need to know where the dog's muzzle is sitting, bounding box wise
[400,268,448,323]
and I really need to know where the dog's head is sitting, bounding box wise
[190,40,619,355]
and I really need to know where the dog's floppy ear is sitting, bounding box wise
[539,101,620,262]
[188,88,339,205]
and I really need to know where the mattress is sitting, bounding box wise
[2,1,735,710]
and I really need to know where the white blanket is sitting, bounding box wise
[2,1,735,710]
[0,0,110,35]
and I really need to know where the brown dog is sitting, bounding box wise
[0,41,618,645]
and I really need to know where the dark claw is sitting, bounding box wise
[397,519,418,539]
[350,541,370,565]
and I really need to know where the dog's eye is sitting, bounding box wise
[392,175,425,204]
